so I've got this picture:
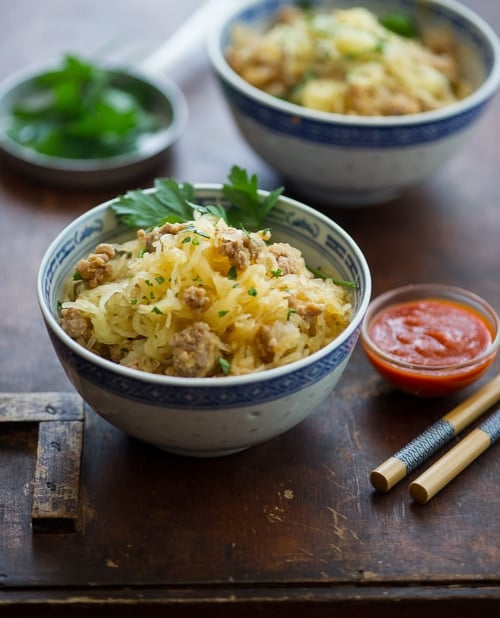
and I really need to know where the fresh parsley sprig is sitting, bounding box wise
[110,166,356,289]
[221,166,284,230]
[8,54,158,159]
[111,166,283,232]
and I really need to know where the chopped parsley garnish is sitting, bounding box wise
[151,306,163,314]
[227,266,238,280]
[186,226,210,239]
[218,310,229,317]
[379,13,417,38]
[218,357,231,376]
[307,265,357,288]
[248,287,258,296]
[7,54,159,159]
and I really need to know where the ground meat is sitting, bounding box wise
[379,92,421,116]
[268,243,306,275]
[277,5,303,25]
[424,29,456,56]
[348,84,421,115]
[255,324,277,363]
[109,344,127,363]
[183,286,210,311]
[60,307,91,339]
[288,296,325,326]
[170,321,224,377]
[217,227,264,270]
[123,355,161,374]
[74,243,116,289]
[108,344,160,373]
[140,222,189,252]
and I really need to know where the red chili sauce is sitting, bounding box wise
[364,298,495,396]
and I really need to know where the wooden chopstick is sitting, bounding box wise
[409,408,500,503]
[370,373,500,492]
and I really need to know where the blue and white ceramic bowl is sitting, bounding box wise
[208,0,500,206]
[37,186,371,457]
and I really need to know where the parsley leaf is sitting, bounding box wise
[111,165,283,232]
[8,54,159,159]
[222,166,283,230]
[379,13,417,38]
[218,357,231,375]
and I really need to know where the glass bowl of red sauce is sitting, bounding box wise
[361,284,500,397]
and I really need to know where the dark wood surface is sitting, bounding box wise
[1,1,499,616]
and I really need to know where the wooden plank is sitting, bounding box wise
[0,392,84,423]
[31,419,84,532]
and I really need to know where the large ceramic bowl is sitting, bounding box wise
[208,0,500,206]
[37,186,371,457]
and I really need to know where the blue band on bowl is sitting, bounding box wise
[222,82,489,148]
[48,326,360,409]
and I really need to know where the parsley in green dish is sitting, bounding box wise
[7,54,160,159]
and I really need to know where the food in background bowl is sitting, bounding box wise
[207,0,500,206]
[226,6,470,116]
[38,169,371,457]
[361,284,500,397]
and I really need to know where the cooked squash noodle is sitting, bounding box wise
[226,6,470,116]
[60,214,352,377]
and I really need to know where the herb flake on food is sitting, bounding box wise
[307,265,357,288]
[218,357,231,375]
[379,13,417,38]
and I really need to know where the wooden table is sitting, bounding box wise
[1,1,499,616]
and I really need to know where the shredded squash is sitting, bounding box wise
[60,214,352,377]
[226,6,470,116]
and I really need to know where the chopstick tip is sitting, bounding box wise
[408,481,430,504]
[370,456,407,492]
[370,469,390,492]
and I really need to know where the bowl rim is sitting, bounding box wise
[360,282,500,373]
[37,183,372,387]
[0,60,189,172]
[207,0,500,127]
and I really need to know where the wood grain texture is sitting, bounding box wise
[0,393,84,532]
[31,419,84,530]
[0,392,84,423]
